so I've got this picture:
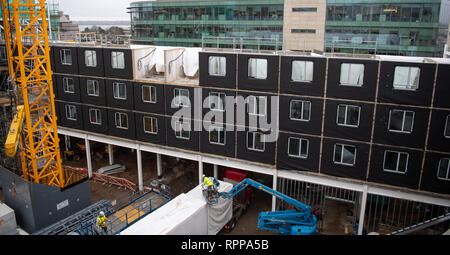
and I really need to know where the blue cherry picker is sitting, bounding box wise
[205,178,317,235]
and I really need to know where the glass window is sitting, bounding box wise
[389,109,414,133]
[209,125,225,145]
[445,115,450,138]
[175,120,190,139]
[209,92,225,111]
[248,58,267,79]
[288,137,309,159]
[291,29,316,34]
[89,108,101,125]
[290,100,311,121]
[111,51,125,69]
[60,49,72,65]
[208,56,226,76]
[65,105,77,120]
[174,88,190,107]
[114,112,128,129]
[247,131,265,152]
[292,8,317,12]
[143,116,158,134]
[247,95,267,116]
[340,63,364,86]
[393,66,420,90]
[437,158,450,181]
[142,85,156,103]
[333,144,356,166]
[87,80,99,96]
[85,50,97,67]
[383,150,409,174]
[63,77,74,93]
[291,60,313,82]
[337,105,360,127]
[113,82,127,100]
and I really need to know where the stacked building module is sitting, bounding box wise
[51,42,450,197]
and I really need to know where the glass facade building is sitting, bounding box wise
[129,0,284,48]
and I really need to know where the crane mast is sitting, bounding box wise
[1,0,64,187]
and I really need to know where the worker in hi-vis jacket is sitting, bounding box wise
[96,211,108,234]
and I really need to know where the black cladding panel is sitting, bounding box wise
[237,54,279,93]
[200,122,235,158]
[52,46,79,74]
[276,132,320,173]
[77,47,105,77]
[433,64,450,108]
[427,109,450,153]
[55,101,62,126]
[103,48,133,80]
[236,128,276,166]
[199,52,237,89]
[279,55,326,97]
[105,79,134,110]
[164,85,197,118]
[323,100,374,142]
[133,83,166,114]
[107,109,136,140]
[134,113,166,146]
[373,104,429,149]
[279,95,323,135]
[81,105,108,134]
[420,152,450,194]
[165,117,200,152]
[368,145,422,190]
[236,91,277,130]
[326,58,378,102]
[54,75,81,102]
[201,87,236,125]
[320,138,369,180]
[58,102,83,130]
[378,61,436,106]
[79,77,107,106]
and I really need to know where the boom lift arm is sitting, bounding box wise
[217,178,317,235]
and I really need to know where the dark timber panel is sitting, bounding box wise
[105,79,134,110]
[427,109,450,153]
[165,117,200,152]
[200,122,235,158]
[107,109,136,140]
[201,87,236,125]
[77,47,105,77]
[133,82,166,114]
[103,48,133,80]
[54,75,81,102]
[433,63,450,108]
[237,54,279,93]
[279,95,323,136]
[81,105,108,134]
[199,52,237,89]
[134,112,166,146]
[420,152,450,194]
[52,46,79,74]
[236,128,276,166]
[276,132,320,173]
[58,102,83,130]
[79,77,107,106]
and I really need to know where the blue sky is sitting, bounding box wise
[57,0,135,21]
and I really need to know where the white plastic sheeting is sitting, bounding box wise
[183,47,201,77]
[120,181,233,235]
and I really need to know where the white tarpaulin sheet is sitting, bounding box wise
[182,48,201,77]
[120,181,233,235]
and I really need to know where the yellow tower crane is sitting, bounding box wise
[1,0,65,187]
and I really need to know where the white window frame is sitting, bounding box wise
[175,120,190,140]
[336,104,361,127]
[173,88,190,107]
[142,85,157,103]
[248,58,268,80]
[209,92,226,112]
[143,116,158,134]
[111,51,125,69]
[444,115,450,138]
[287,137,309,159]
[87,80,99,97]
[388,109,415,134]
[65,105,77,121]
[393,66,420,91]
[208,56,226,77]
[333,143,357,166]
[246,131,265,152]
[437,158,450,181]
[247,95,267,117]
[383,150,409,174]
[209,125,226,145]
[63,77,75,94]
[60,49,72,65]
[113,82,127,100]
[289,99,311,122]
[89,108,101,125]
[291,60,314,82]
[85,50,97,67]
[339,63,364,87]
[114,112,128,130]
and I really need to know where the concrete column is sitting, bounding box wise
[108,144,114,165]
[137,145,143,192]
[85,138,92,179]
[213,164,218,179]
[358,185,369,235]
[157,153,162,179]
[272,170,278,212]
[198,155,203,185]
